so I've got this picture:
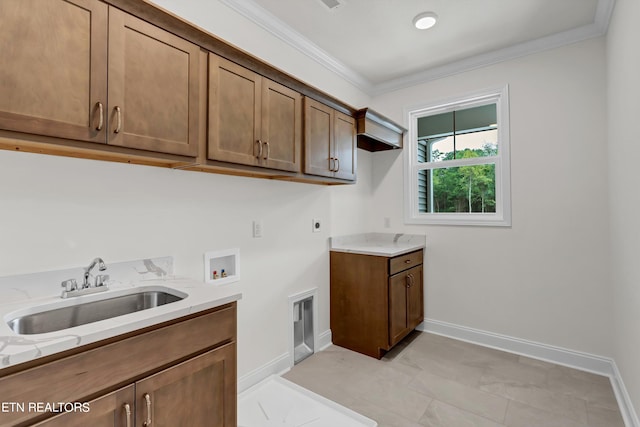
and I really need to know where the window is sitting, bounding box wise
[405,85,511,226]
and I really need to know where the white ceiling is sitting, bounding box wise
[220,0,614,95]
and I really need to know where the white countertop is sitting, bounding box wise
[330,233,426,257]
[0,259,241,370]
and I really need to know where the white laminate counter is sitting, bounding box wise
[0,258,241,370]
[330,233,426,257]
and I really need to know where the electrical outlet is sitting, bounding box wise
[253,220,263,238]
[312,218,322,233]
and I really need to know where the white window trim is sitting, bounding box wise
[404,85,511,226]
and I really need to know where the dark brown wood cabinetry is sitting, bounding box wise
[0,0,108,144]
[208,54,302,172]
[31,386,135,427]
[330,249,424,359]
[304,97,356,181]
[2,0,399,184]
[0,303,237,427]
[0,0,201,158]
[107,8,201,157]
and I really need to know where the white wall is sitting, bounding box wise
[607,0,640,417]
[0,0,373,381]
[368,38,613,357]
[0,148,370,380]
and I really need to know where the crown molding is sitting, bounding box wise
[220,0,614,96]
[219,0,373,93]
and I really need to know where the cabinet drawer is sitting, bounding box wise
[389,250,423,276]
[0,303,236,427]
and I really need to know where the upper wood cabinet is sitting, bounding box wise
[107,8,201,157]
[0,0,200,157]
[208,54,302,173]
[304,97,356,181]
[0,0,108,144]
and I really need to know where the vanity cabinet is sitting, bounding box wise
[0,303,237,427]
[31,386,134,427]
[330,249,424,359]
[304,97,356,181]
[208,54,302,173]
[0,0,201,157]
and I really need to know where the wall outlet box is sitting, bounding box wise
[312,218,321,233]
[253,220,263,238]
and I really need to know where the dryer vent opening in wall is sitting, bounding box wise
[293,296,314,364]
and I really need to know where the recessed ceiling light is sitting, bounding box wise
[413,12,438,30]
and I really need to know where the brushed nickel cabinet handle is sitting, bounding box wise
[123,403,131,427]
[256,140,263,158]
[335,157,340,172]
[264,141,270,159]
[329,157,335,172]
[406,274,411,288]
[143,393,152,426]
[96,102,104,131]
[114,106,122,134]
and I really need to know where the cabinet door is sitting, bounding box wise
[407,265,424,330]
[32,385,134,427]
[389,271,410,346]
[135,342,236,427]
[333,111,357,181]
[303,97,334,178]
[108,8,200,156]
[260,79,302,172]
[0,0,108,143]
[208,54,261,167]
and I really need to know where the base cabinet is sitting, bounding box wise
[330,250,424,359]
[0,303,237,427]
[135,343,235,427]
[389,265,424,346]
[32,386,134,427]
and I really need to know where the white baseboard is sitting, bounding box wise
[421,319,638,427]
[238,329,332,394]
[238,352,290,394]
[317,329,332,351]
[611,360,640,427]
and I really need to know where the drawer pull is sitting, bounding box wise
[256,140,263,158]
[143,393,152,426]
[123,403,131,427]
[264,141,270,160]
[404,259,411,264]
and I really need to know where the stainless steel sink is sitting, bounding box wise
[7,289,184,335]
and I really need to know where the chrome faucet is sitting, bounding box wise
[60,257,109,298]
[83,257,106,289]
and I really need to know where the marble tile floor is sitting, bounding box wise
[283,332,625,427]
